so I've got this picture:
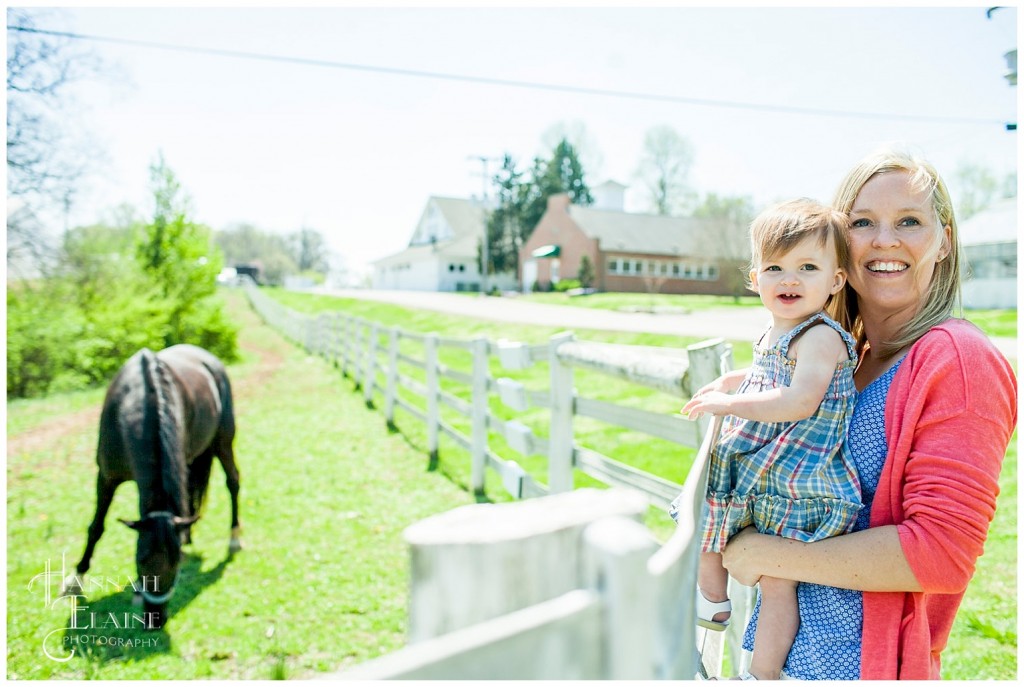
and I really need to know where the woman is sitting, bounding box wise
[720,148,1017,680]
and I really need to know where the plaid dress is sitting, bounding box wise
[699,312,862,553]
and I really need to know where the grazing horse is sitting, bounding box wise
[64,344,242,629]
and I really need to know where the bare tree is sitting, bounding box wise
[635,125,696,216]
[693,193,755,301]
[7,8,103,274]
[951,162,1015,220]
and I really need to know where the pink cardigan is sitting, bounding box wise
[860,319,1017,679]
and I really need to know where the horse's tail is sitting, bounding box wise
[139,349,188,516]
[188,450,215,518]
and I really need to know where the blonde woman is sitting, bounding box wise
[722,148,1017,679]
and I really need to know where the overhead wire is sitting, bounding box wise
[8,24,1010,128]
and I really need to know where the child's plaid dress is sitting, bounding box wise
[699,311,862,552]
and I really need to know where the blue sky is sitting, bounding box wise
[21,4,1019,279]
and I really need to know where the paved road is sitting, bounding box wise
[317,288,1017,360]
[318,288,772,341]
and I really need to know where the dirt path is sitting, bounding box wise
[7,405,101,459]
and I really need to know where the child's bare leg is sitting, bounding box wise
[698,551,731,624]
[748,575,799,680]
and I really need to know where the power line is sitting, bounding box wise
[8,24,1008,127]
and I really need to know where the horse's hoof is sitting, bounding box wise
[229,538,243,553]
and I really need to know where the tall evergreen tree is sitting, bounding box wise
[523,138,594,232]
[482,154,528,275]
[483,138,594,277]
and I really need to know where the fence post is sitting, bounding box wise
[385,327,400,429]
[584,516,660,679]
[425,333,440,468]
[316,315,326,357]
[404,488,649,643]
[329,311,342,365]
[338,315,349,377]
[364,322,379,407]
[685,338,727,437]
[684,338,751,678]
[352,318,364,390]
[336,312,347,367]
[345,315,356,379]
[470,337,489,496]
[548,331,575,494]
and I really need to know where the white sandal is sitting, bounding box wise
[697,588,732,631]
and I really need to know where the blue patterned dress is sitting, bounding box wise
[741,357,904,679]
[697,312,862,552]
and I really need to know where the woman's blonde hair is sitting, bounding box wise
[829,147,962,358]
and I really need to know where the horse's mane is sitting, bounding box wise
[139,349,188,517]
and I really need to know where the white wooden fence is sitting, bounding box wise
[243,285,754,678]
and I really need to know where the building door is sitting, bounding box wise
[522,259,537,293]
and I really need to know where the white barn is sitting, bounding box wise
[960,197,1017,309]
[371,196,516,292]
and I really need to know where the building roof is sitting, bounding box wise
[959,197,1017,246]
[416,196,489,244]
[568,205,738,259]
[372,196,486,267]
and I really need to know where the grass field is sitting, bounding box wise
[6,290,483,679]
[5,287,1017,679]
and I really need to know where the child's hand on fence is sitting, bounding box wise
[681,390,732,420]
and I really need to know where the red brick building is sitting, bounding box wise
[519,189,750,297]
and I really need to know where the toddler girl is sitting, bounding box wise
[672,198,861,680]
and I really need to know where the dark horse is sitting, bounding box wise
[63,344,242,629]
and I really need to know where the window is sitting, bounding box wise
[608,258,619,274]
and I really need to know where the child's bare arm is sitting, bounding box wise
[682,327,847,423]
[695,368,750,395]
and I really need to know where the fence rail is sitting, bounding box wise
[243,285,752,678]
[246,285,728,504]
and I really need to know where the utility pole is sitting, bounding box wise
[469,155,499,295]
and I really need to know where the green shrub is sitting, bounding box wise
[554,279,582,292]
[174,295,240,363]
[6,284,82,398]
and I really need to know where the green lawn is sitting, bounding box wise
[6,290,481,679]
[265,287,1019,680]
[6,287,1016,679]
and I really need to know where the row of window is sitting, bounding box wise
[384,263,468,273]
[607,258,720,281]
[964,244,1017,280]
